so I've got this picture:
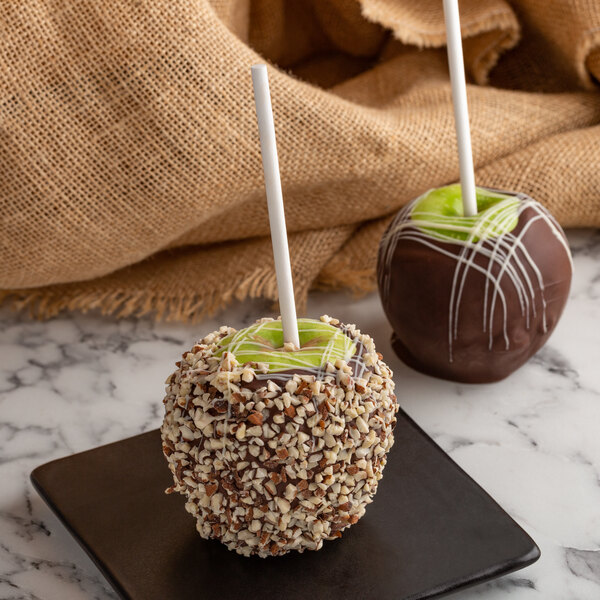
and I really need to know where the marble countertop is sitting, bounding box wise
[1,229,599,600]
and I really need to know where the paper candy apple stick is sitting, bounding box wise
[443,0,477,217]
[251,64,300,349]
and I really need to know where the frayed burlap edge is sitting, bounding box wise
[579,30,600,88]
[360,3,518,47]
[0,226,355,322]
[0,266,296,323]
[358,0,520,84]
[466,27,520,84]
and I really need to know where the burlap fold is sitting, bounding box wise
[1,0,600,321]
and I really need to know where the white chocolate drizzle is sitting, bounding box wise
[378,188,572,362]
[217,318,370,457]
[218,319,368,382]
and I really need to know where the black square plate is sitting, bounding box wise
[31,410,539,600]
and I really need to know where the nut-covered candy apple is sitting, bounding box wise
[377,185,572,383]
[161,316,398,557]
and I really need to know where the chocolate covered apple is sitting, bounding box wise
[161,316,398,557]
[377,185,572,383]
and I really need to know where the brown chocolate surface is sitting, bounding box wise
[377,194,572,383]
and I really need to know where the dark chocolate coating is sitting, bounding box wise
[377,193,572,383]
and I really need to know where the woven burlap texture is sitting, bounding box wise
[1,0,600,321]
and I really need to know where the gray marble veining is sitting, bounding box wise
[1,230,599,599]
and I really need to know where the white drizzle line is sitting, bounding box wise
[378,188,572,362]
[217,319,367,383]
[220,320,369,455]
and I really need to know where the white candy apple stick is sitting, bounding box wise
[251,64,300,349]
[443,0,477,217]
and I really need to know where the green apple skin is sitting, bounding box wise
[215,318,356,372]
[411,184,519,242]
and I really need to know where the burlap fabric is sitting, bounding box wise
[1,0,600,321]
